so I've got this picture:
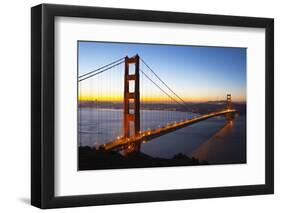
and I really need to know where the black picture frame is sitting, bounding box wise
[31,3,274,209]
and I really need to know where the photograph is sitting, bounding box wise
[77,41,247,170]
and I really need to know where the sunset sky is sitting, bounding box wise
[78,41,246,103]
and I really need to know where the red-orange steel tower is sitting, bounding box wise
[226,94,234,122]
[123,55,140,153]
[227,94,232,109]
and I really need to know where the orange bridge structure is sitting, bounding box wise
[79,55,237,154]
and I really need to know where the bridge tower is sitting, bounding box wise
[226,94,232,109]
[226,94,234,122]
[123,55,140,154]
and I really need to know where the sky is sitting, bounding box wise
[78,41,246,102]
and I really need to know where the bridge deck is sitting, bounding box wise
[100,109,237,151]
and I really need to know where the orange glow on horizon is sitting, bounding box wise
[78,94,246,103]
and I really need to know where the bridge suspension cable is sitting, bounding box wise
[140,69,188,108]
[78,57,125,82]
[78,55,190,111]
[140,57,188,107]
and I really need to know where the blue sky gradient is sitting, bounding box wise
[78,41,246,102]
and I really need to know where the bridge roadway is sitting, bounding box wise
[100,109,237,151]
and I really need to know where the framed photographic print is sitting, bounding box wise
[31,3,274,209]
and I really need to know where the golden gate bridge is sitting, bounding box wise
[78,54,237,155]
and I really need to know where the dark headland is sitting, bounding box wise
[78,146,208,170]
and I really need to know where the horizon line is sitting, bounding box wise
[78,99,246,104]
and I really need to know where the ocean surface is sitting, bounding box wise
[78,108,246,164]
